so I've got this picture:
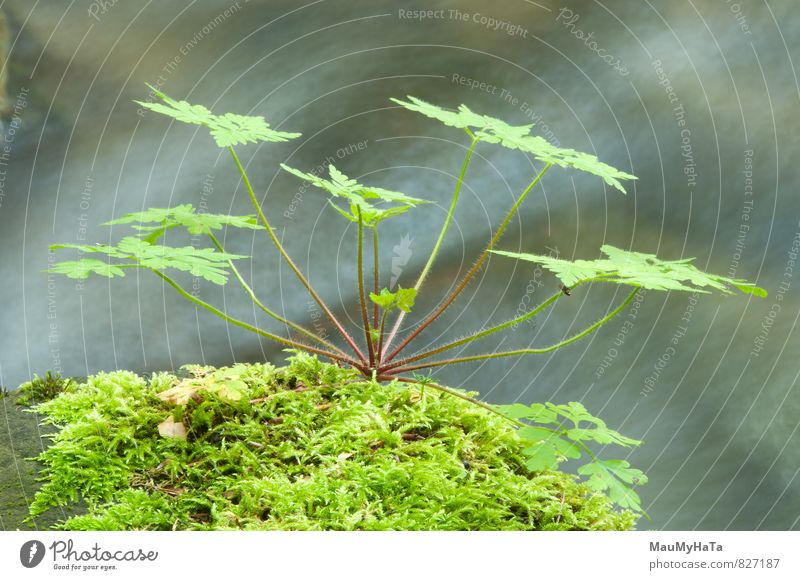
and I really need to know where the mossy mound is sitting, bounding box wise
[25,353,636,530]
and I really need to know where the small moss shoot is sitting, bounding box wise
[27,354,636,531]
[16,371,75,407]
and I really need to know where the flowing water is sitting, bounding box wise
[0,0,798,530]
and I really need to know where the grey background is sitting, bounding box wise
[0,0,798,530]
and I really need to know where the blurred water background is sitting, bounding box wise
[0,0,798,530]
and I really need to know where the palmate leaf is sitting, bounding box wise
[105,204,265,243]
[491,244,767,297]
[498,400,646,511]
[577,460,648,512]
[518,426,582,471]
[281,163,428,227]
[48,236,247,285]
[391,96,636,193]
[501,401,642,449]
[136,85,301,147]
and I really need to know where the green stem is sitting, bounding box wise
[207,232,348,358]
[373,227,380,330]
[152,269,358,366]
[381,137,479,356]
[382,288,565,373]
[388,287,639,373]
[376,310,388,365]
[227,146,366,364]
[384,163,552,363]
[356,209,375,365]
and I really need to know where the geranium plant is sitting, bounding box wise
[47,86,765,514]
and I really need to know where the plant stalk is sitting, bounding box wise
[373,227,380,330]
[227,146,367,364]
[384,163,552,363]
[382,288,565,373]
[153,269,360,368]
[356,209,375,365]
[386,286,638,373]
[376,310,389,365]
[381,137,479,357]
[207,233,348,358]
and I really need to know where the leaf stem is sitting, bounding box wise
[227,146,366,364]
[382,288,565,373]
[356,208,375,365]
[372,227,380,330]
[387,286,639,373]
[384,163,552,363]
[381,137,479,356]
[376,310,388,364]
[207,232,348,358]
[152,269,360,367]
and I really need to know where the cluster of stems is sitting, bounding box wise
[156,140,639,386]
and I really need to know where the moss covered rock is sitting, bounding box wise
[26,353,636,530]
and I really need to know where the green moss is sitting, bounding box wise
[27,353,636,530]
[16,371,75,407]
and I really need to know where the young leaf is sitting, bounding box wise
[369,286,417,313]
[394,287,417,313]
[391,95,636,192]
[491,244,767,297]
[281,163,428,227]
[369,287,397,310]
[48,237,247,285]
[136,85,301,147]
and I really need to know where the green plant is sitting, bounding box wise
[47,87,765,515]
[16,371,75,407]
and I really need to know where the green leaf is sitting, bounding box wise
[517,425,559,442]
[369,288,396,310]
[48,237,247,285]
[136,85,300,147]
[497,402,558,423]
[567,427,641,447]
[524,444,559,472]
[578,460,647,511]
[599,459,649,486]
[391,95,636,192]
[45,259,126,280]
[518,427,581,471]
[491,244,767,297]
[282,163,428,227]
[369,286,417,313]
[501,399,646,510]
[105,204,265,242]
[394,287,417,313]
